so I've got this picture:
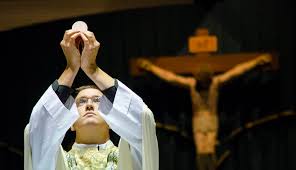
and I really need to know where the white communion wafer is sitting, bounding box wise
[72,21,88,32]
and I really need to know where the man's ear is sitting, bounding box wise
[71,125,75,131]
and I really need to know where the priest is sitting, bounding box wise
[24,23,159,170]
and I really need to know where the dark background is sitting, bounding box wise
[0,0,295,169]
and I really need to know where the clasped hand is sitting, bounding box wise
[60,29,100,74]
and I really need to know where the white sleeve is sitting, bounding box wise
[142,105,159,170]
[99,80,158,170]
[99,80,144,153]
[28,85,79,170]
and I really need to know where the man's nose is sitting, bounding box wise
[85,101,94,111]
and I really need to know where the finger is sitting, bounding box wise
[83,31,96,42]
[80,32,90,46]
[69,32,81,44]
[63,29,79,42]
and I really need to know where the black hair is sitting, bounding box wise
[194,70,214,91]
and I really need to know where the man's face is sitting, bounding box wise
[72,88,108,130]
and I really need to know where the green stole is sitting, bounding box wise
[66,140,119,170]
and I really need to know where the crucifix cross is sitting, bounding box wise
[129,28,278,76]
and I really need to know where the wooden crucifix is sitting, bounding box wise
[129,28,279,76]
[131,28,279,170]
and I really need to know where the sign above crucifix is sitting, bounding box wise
[188,28,218,53]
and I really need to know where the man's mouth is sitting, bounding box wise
[84,112,96,117]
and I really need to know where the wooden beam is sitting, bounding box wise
[129,52,279,76]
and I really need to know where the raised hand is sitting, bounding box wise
[60,29,81,71]
[256,54,272,65]
[137,59,153,71]
[80,31,101,74]
[79,31,114,90]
